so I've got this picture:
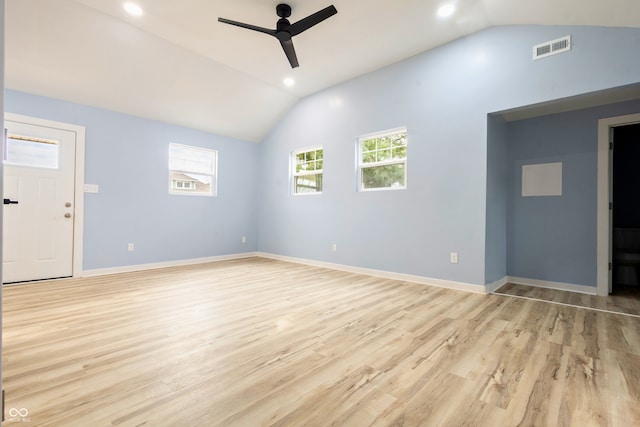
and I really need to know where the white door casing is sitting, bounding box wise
[3,114,85,283]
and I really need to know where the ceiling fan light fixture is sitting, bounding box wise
[437,3,455,18]
[123,2,143,17]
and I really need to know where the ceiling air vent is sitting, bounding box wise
[533,35,571,60]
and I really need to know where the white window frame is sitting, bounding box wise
[357,126,408,192]
[168,143,217,196]
[291,146,324,196]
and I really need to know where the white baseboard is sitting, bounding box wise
[82,251,489,295]
[485,276,508,294]
[257,252,488,294]
[82,252,259,277]
[505,276,597,295]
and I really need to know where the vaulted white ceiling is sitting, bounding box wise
[5,0,640,142]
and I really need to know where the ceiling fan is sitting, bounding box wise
[218,4,338,68]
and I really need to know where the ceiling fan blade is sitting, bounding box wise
[288,5,337,37]
[280,38,299,68]
[218,17,276,37]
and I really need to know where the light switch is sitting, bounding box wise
[84,184,99,193]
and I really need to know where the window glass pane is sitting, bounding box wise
[295,174,323,193]
[391,133,407,147]
[362,151,376,163]
[292,147,323,194]
[5,136,59,169]
[392,146,407,159]
[362,164,406,189]
[170,171,213,193]
[378,149,392,161]
[172,180,198,190]
[169,143,216,195]
[169,144,214,174]
[363,139,377,151]
[358,128,407,191]
[378,137,391,149]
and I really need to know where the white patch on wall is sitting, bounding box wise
[522,162,562,196]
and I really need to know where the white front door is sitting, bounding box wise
[3,119,77,283]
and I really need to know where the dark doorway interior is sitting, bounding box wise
[612,123,640,296]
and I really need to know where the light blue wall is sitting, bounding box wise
[506,99,640,287]
[485,114,508,284]
[5,25,640,284]
[258,25,640,286]
[5,90,259,270]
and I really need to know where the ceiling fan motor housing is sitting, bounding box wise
[276,4,292,18]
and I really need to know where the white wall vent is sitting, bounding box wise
[533,35,571,60]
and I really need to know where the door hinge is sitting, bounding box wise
[609,262,612,271]
[610,127,615,146]
[609,202,613,210]
[610,141,613,150]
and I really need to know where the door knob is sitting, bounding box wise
[64,213,72,218]
[3,198,19,205]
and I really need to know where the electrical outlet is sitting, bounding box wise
[332,243,337,252]
[242,236,247,243]
[450,252,458,264]
[128,243,134,252]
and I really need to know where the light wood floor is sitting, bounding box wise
[495,282,640,317]
[3,257,640,426]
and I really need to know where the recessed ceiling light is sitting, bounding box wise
[123,2,143,17]
[437,4,455,18]
[283,77,295,87]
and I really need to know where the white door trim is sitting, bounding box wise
[5,113,85,278]
[597,112,640,296]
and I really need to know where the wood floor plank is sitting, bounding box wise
[495,282,640,317]
[3,257,640,426]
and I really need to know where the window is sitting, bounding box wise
[358,127,407,191]
[4,134,59,169]
[292,147,323,194]
[169,143,217,196]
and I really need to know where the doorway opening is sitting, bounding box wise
[611,123,640,297]
[597,113,640,296]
